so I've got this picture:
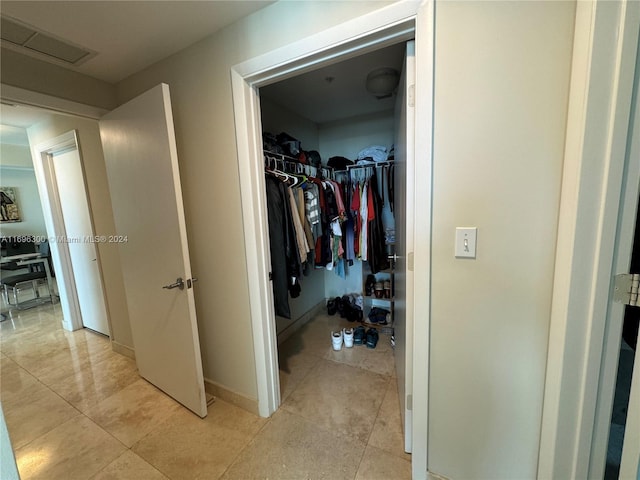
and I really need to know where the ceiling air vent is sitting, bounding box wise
[1,15,96,65]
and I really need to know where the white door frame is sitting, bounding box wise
[538,1,640,478]
[32,130,110,335]
[231,2,434,478]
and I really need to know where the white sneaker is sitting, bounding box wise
[331,330,343,351]
[343,328,354,348]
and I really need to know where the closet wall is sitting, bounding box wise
[261,98,319,150]
[318,111,394,299]
[261,93,395,333]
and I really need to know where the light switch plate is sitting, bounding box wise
[455,227,477,258]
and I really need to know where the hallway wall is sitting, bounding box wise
[26,115,133,350]
[429,1,575,478]
[115,0,396,404]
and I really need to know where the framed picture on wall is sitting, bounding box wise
[0,187,21,223]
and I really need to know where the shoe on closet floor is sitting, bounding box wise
[331,330,343,351]
[366,328,379,349]
[327,297,338,315]
[343,328,354,348]
[354,326,366,345]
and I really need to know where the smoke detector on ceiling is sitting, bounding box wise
[1,15,97,66]
[365,67,400,100]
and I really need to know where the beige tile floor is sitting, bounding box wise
[0,303,411,479]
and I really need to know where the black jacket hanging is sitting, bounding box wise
[265,174,302,319]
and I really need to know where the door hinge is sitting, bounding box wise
[406,394,413,411]
[269,271,273,281]
[407,252,414,272]
[408,84,415,107]
[613,273,639,306]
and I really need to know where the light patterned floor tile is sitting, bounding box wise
[2,377,80,450]
[86,378,182,447]
[2,303,411,480]
[221,409,365,480]
[43,352,139,413]
[282,358,389,444]
[133,400,266,480]
[355,445,411,480]
[368,378,412,461]
[278,348,321,402]
[15,415,126,480]
[91,450,169,480]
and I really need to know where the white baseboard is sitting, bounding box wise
[204,378,259,416]
[111,341,135,360]
[428,471,451,480]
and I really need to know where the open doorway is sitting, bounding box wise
[231,6,433,477]
[0,116,55,317]
[258,39,411,451]
[0,104,110,337]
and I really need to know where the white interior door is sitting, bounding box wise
[619,45,640,477]
[100,83,207,418]
[394,40,415,453]
[51,148,109,336]
[591,36,640,478]
[620,318,640,479]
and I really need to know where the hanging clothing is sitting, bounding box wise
[388,164,395,213]
[294,186,315,260]
[265,174,302,319]
[366,171,390,274]
[304,183,321,240]
[323,181,340,222]
[287,187,309,264]
[359,182,369,261]
[351,182,361,258]
[328,179,346,218]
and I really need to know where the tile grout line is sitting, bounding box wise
[216,415,274,480]
[351,376,394,479]
[3,354,92,449]
[3,328,137,474]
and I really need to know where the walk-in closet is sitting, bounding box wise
[258,40,414,455]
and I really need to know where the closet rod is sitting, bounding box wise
[263,150,299,163]
[264,152,335,179]
[346,161,394,170]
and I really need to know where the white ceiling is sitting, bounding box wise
[0,1,407,141]
[0,1,274,84]
[0,0,273,144]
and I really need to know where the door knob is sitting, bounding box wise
[162,277,184,290]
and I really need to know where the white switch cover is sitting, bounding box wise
[455,227,477,258]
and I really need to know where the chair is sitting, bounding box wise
[0,241,54,310]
